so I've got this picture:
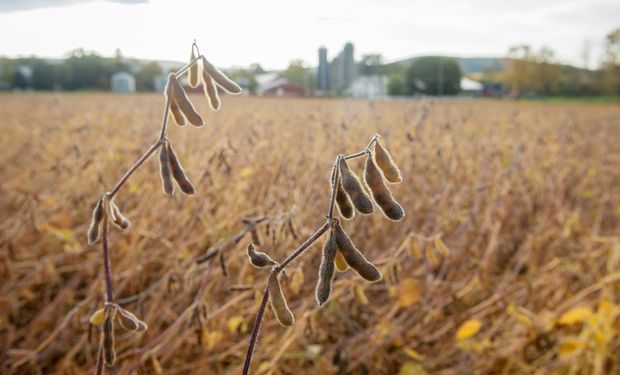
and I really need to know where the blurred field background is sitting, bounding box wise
[1,94,620,374]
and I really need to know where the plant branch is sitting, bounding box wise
[108,140,163,198]
[327,155,341,222]
[275,222,330,273]
[343,133,380,160]
[242,286,270,375]
[242,134,383,374]
[101,215,113,303]
[91,47,204,374]
[175,54,203,78]
[95,342,104,375]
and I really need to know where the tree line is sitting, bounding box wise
[0,49,164,91]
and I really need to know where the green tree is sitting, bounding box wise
[11,70,28,89]
[406,57,461,95]
[135,62,162,91]
[31,60,56,90]
[280,59,316,91]
[387,74,406,96]
[360,54,383,76]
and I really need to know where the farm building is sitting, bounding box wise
[256,77,306,97]
[460,77,483,95]
[111,71,136,93]
[350,75,388,98]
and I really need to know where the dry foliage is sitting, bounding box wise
[1,95,620,374]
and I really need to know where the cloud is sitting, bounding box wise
[0,0,148,13]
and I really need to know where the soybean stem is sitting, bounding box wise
[327,156,341,221]
[242,287,270,375]
[108,141,163,198]
[275,221,330,272]
[343,134,380,161]
[102,217,113,303]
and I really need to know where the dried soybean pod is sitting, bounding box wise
[87,197,104,245]
[333,219,382,282]
[202,56,243,94]
[167,143,196,195]
[102,311,116,367]
[364,155,405,221]
[247,244,277,268]
[335,251,349,272]
[159,143,175,196]
[315,229,337,305]
[109,201,131,229]
[168,73,204,126]
[202,70,221,111]
[188,49,199,88]
[166,80,186,126]
[117,308,148,332]
[335,178,355,219]
[169,100,186,126]
[338,158,373,214]
[268,271,294,326]
[374,141,402,183]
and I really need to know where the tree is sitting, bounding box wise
[602,27,620,95]
[32,60,55,90]
[533,47,561,95]
[250,63,265,75]
[387,74,406,96]
[280,59,316,91]
[135,62,162,91]
[360,54,383,76]
[503,45,561,96]
[11,70,28,89]
[406,57,461,95]
[504,45,535,95]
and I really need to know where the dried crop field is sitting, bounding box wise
[1,94,620,374]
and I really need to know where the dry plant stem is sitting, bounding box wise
[242,287,270,375]
[327,156,342,222]
[92,51,204,373]
[243,137,379,375]
[101,218,113,302]
[95,344,104,375]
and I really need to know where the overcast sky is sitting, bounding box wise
[0,0,618,69]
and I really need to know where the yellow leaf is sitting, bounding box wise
[227,315,245,334]
[354,285,369,305]
[41,223,75,243]
[425,245,440,268]
[399,362,428,375]
[239,167,254,178]
[202,330,223,351]
[558,337,587,358]
[149,356,163,374]
[506,304,533,327]
[558,306,592,325]
[409,238,422,260]
[398,279,421,307]
[403,347,425,361]
[89,308,106,326]
[433,238,450,257]
[456,319,483,340]
[377,321,392,336]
